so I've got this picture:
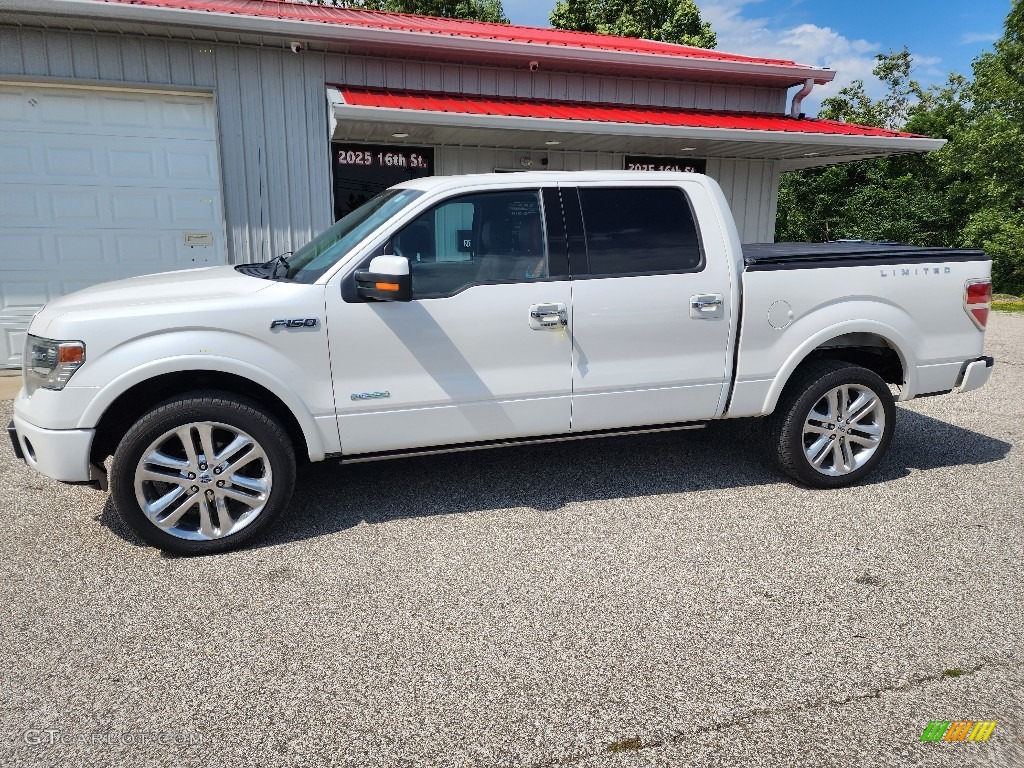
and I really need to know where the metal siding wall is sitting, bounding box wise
[764,162,782,243]
[0,27,333,264]
[703,157,779,243]
[0,26,784,258]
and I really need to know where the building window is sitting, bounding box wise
[332,143,434,220]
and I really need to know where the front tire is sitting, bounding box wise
[768,360,896,488]
[110,392,296,555]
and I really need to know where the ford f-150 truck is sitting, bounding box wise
[7,172,994,555]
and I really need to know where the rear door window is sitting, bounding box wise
[577,187,702,276]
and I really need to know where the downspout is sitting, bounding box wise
[790,78,815,118]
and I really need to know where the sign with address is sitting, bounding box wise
[625,156,707,174]
[332,143,435,220]
[335,145,432,172]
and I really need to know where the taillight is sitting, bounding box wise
[965,279,991,330]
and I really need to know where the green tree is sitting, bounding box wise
[955,0,1024,293]
[549,0,716,48]
[308,0,508,24]
[777,2,1024,295]
[776,50,964,248]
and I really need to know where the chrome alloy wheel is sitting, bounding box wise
[802,384,886,477]
[133,421,272,541]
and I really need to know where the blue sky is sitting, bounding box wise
[502,0,1012,115]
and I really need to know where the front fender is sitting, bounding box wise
[74,332,334,460]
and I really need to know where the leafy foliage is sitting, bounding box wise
[307,0,508,24]
[777,2,1024,294]
[549,0,716,48]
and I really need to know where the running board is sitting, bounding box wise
[338,421,709,465]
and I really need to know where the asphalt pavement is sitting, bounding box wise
[1,315,1022,768]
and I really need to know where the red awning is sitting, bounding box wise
[338,86,923,140]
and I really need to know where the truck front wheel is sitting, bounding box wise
[769,360,896,488]
[109,392,296,555]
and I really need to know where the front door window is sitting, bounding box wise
[390,190,549,299]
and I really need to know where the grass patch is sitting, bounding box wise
[942,668,965,678]
[605,736,644,753]
[992,300,1024,314]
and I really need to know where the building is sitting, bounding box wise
[0,0,943,366]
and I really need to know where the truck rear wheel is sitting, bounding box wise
[768,360,896,488]
[109,392,296,555]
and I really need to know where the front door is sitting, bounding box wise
[326,185,572,455]
[562,182,734,432]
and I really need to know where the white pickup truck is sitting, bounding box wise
[8,172,994,554]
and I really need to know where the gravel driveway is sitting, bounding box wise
[2,315,1022,768]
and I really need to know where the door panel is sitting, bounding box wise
[565,183,733,432]
[327,186,572,455]
[570,274,731,430]
[328,283,572,454]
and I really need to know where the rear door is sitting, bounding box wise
[326,185,573,455]
[562,181,734,432]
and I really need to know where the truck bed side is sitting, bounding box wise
[726,242,991,418]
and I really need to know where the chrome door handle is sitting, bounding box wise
[690,294,724,319]
[529,302,568,330]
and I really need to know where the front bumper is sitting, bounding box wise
[8,414,102,486]
[958,355,995,393]
[7,420,24,460]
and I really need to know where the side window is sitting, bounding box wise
[577,187,701,275]
[390,190,548,299]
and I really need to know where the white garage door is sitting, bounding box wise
[0,84,227,366]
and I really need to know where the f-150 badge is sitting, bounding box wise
[270,318,319,329]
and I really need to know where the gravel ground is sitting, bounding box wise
[1,314,1022,768]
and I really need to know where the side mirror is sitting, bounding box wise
[355,255,412,302]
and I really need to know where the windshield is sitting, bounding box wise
[284,188,423,283]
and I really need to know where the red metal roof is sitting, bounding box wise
[100,0,813,69]
[338,86,924,139]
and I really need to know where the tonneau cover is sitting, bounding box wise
[743,241,987,270]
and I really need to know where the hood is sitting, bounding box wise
[32,266,273,335]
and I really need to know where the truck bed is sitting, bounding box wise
[742,241,986,271]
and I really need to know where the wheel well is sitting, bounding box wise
[798,333,905,386]
[91,371,308,464]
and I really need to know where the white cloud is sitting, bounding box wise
[959,31,999,45]
[697,0,940,116]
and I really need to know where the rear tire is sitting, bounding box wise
[768,360,896,488]
[109,392,296,555]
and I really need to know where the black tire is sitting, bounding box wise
[109,392,296,555]
[767,359,896,488]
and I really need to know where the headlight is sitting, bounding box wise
[24,335,86,396]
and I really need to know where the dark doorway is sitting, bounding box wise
[331,143,435,220]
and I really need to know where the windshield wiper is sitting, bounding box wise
[267,251,293,280]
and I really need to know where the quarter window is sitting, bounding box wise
[578,187,701,275]
[390,190,549,299]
